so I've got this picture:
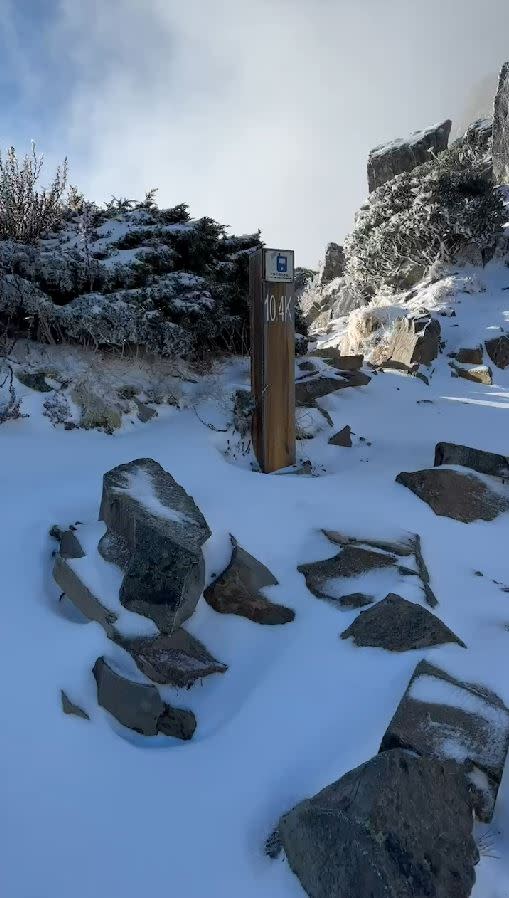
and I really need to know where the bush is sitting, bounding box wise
[0,144,68,243]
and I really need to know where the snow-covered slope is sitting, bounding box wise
[2,260,509,898]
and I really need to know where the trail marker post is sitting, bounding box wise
[249,247,296,473]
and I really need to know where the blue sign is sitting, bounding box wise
[276,254,288,273]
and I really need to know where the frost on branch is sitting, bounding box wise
[0,144,67,244]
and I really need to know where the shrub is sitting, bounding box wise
[0,144,68,243]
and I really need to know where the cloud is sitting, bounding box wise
[6,0,509,265]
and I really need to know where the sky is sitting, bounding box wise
[0,0,508,267]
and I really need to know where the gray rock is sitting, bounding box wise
[455,346,483,365]
[116,628,228,687]
[277,748,477,898]
[53,555,118,633]
[384,315,441,368]
[310,350,363,371]
[204,537,294,625]
[92,657,196,740]
[134,399,157,423]
[434,442,509,480]
[396,468,509,523]
[59,529,86,559]
[461,117,493,157]
[320,242,345,286]
[451,362,492,385]
[61,690,89,720]
[485,334,509,369]
[493,62,509,184]
[380,659,509,821]
[98,458,210,632]
[340,593,465,651]
[337,592,374,609]
[296,371,370,407]
[16,370,52,392]
[298,545,399,603]
[367,119,452,192]
[328,426,352,448]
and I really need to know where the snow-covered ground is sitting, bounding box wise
[3,262,509,898]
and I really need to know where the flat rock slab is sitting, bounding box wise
[53,555,118,634]
[380,659,509,821]
[298,545,402,603]
[116,628,228,687]
[328,426,352,447]
[296,372,370,407]
[337,592,374,609]
[99,458,211,632]
[396,468,509,523]
[277,748,477,898]
[204,538,294,625]
[310,349,363,371]
[485,334,509,369]
[452,363,492,385]
[340,593,465,651]
[435,441,509,480]
[61,690,89,720]
[92,657,196,740]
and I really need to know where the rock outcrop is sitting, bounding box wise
[485,334,509,369]
[493,62,509,184]
[319,242,345,286]
[383,315,441,369]
[367,120,452,192]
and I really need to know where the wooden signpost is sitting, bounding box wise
[249,247,296,473]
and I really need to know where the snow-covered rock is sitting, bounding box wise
[493,61,509,185]
[367,119,451,192]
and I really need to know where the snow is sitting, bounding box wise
[3,260,509,898]
[369,122,448,159]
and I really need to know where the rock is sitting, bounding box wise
[384,315,441,368]
[204,537,294,625]
[451,363,492,385]
[98,458,210,632]
[380,659,509,821]
[53,555,118,633]
[296,371,370,407]
[320,242,345,286]
[328,426,352,447]
[340,593,465,651]
[16,370,52,392]
[395,468,509,523]
[310,349,363,371]
[461,117,493,157]
[337,592,374,609]
[298,545,398,603]
[71,383,122,433]
[61,690,89,720]
[493,62,509,184]
[298,360,316,373]
[277,748,477,898]
[367,119,452,192]
[485,334,509,369]
[134,399,157,423]
[116,628,228,687]
[434,442,509,480]
[92,657,196,740]
[455,346,483,365]
[232,389,255,436]
[58,529,85,559]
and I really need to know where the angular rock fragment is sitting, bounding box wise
[485,334,509,369]
[455,346,483,365]
[434,442,509,480]
[319,242,345,286]
[295,371,370,407]
[380,660,509,821]
[61,690,89,720]
[98,458,210,632]
[337,592,374,609]
[451,363,492,385]
[116,628,228,687]
[383,315,441,368]
[277,748,477,898]
[298,545,398,603]
[53,555,118,633]
[134,400,157,422]
[328,426,352,447]
[396,468,509,523]
[204,538,294,625]
[367,119,451,191]
[92,657,196,740]
[340,593,465,651]
[310,349,363,371]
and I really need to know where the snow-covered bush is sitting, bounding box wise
[344,141,505,298]
[0,144,68,243]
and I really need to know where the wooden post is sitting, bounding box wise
[249,247,296,473]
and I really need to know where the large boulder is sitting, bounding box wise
[115,629,228,687]
[92,657,196,740]
[380,660,509,821]
[319,242,345,286]
[383,315,441,369]
[340,593,465,651]
[98,458,210,632]
[493,62,509,184]
[367,120,452,192]
[396,468,509,523]
[277,748,477,898]
[434,442,509,480]
[485,334,509,369]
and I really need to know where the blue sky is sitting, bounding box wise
[1,0,509,265]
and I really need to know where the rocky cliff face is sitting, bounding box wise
[493,62,509,184]
[367,119,452,192]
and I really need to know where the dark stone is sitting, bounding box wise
[61,690,89,720]
[298,545,397,603]
[384,315,441,368]
[92,657,196,740]
[340,593,465,651]
[134,400,157,422]
[380,660,509,822]
[204,537,294,625]
[328,426,352,447]
[338,592,374,608]
[59,529,85,559]
[53,555,118,633]
[16,370,52,392]
[320,242,345,286]
[396,468,509,523]
[116,628,228,687]
[98,459,210,632]
[367,119,452,192]
[434,442,509,480]
[493,62,509,185]
[296,375,363,407]
[455,346,483,365]
[298,360,316,373]
[485,334,509,369]
[277,748,477,898]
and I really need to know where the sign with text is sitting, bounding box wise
[249,247,296,473]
